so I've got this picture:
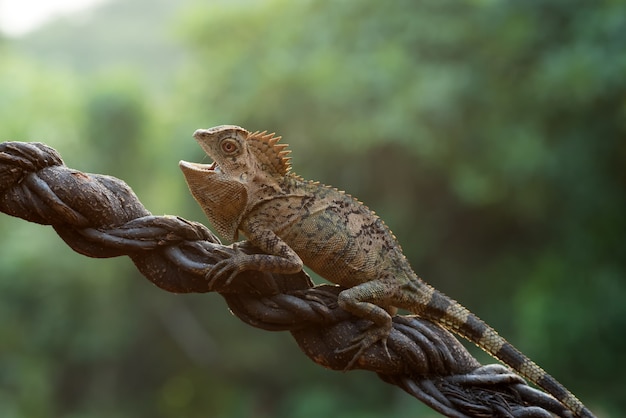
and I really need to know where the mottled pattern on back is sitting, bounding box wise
[243,175,410,288]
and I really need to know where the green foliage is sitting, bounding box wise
[1,0,624,416]
[80,73,149,178]
[0,54,82,151]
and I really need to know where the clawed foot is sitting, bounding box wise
[337,324,392,370]
[205,244,249,289]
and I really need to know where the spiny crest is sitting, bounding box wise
[246,130,292,176]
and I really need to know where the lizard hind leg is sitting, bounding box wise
[336,281,396,370]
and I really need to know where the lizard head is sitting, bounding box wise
[186,125,291,180]
[179,125,291,241]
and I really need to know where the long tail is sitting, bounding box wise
[420,285,595,418]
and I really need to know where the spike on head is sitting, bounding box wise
[246,130,292,176]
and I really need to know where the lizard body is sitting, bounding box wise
[179,125,594,418]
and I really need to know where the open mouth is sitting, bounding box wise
[178,160,221,173]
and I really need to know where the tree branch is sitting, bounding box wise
[0,141,572,418]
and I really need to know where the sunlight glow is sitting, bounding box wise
[0,0,107,36]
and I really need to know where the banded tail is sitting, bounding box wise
[421,286,595,418]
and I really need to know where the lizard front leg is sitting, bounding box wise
[207,228,303,287]
[336,280,397,369]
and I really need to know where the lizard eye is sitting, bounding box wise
[220,138,239,155]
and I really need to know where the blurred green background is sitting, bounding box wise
[1,0,624,416]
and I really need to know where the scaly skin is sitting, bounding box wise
[179,125,595,418]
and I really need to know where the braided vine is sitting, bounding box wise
[0,141,572,418]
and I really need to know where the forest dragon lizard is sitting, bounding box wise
[179,125,595,418]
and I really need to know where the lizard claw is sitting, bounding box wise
[337,324,392,370]
[205,243,246,289]
[204,259,239,289]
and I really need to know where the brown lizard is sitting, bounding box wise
[179,125,595,418]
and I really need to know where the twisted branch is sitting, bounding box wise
[0,141,572,418]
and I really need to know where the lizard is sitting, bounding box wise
[178,125,595,418]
